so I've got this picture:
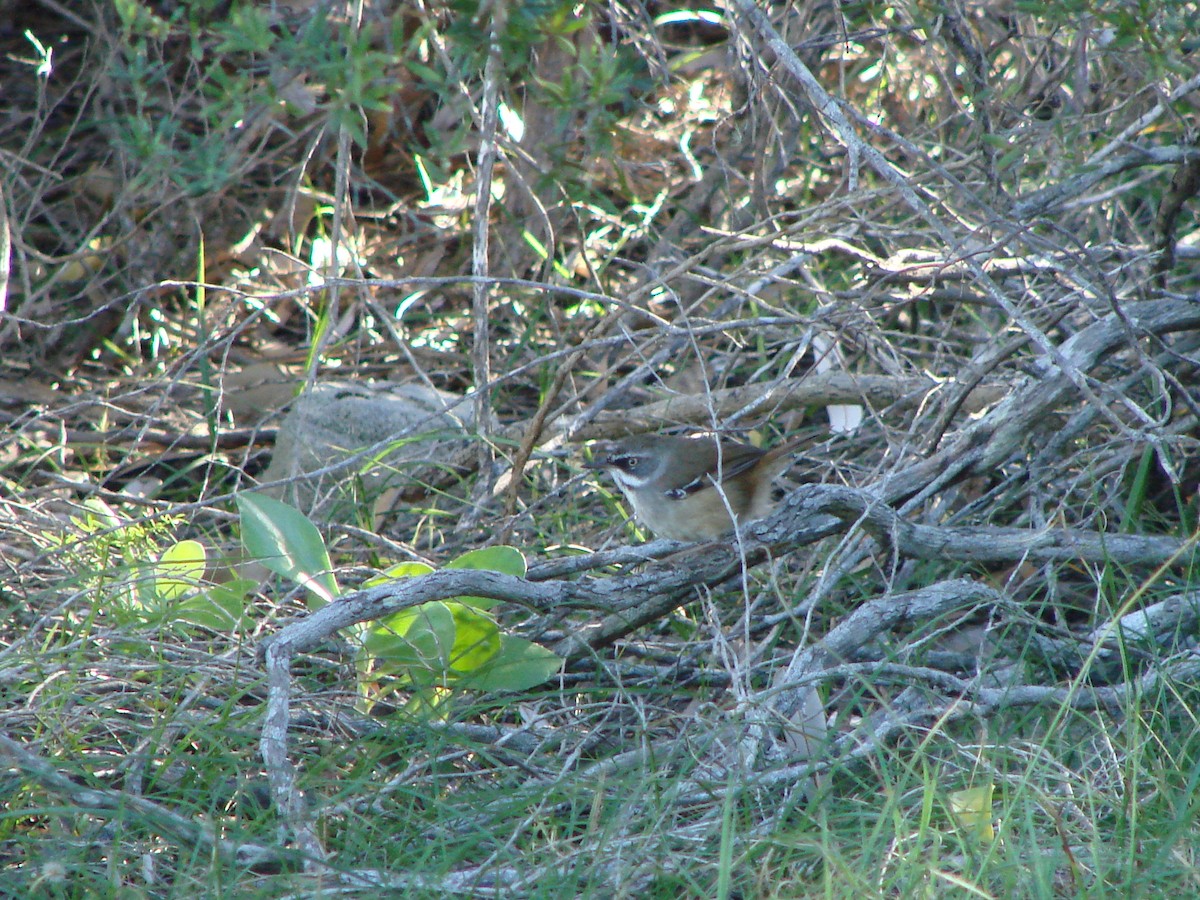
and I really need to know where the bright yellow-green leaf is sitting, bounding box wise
[444,602,501,673]
[949,784,995,843]
[402,685,451,718]
[354,546,555,708]
[76,497,121,530]
[155,539,207,601]
[363,602,456,684]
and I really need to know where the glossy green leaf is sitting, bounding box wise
[444,601,502,673]
[458,635,562,692]
[445,545,527,609]
[363,602,456,684]
[362,560,435,588]
[237,493,337,607]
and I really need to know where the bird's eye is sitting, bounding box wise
[613,455,639,471]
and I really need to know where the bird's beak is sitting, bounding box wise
[582,442,615,470]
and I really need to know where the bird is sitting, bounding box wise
[584,432,804,541]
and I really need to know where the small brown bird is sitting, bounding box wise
[585,433,803,541]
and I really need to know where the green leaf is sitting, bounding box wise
[214,5,275,54]
[447,546,527,576]
[444,601,501,673]
[400,686,450,718]
[996,147,1026,172]
[446,546,526,609]
[363,560,436,588]
[1120,445,1156,533]
[77,497,122,530]
[355,546,548,703]
[363,602,457,684]
[404,60,443,88]
[175,578,255,631]
[359,600,503,685]
[237,493,337,607]
[458,635,561,692]
[155,539,207,601]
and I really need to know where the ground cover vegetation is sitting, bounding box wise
[2,0,1199,896]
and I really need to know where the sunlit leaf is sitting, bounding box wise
[444,601,501,673]
[237,493,337,607]
[77,497,121,530]
[154,539,207,601]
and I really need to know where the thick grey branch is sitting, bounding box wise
[1013,145,1200,218]
[262,482,1190,669]
[773,484,1190,566]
